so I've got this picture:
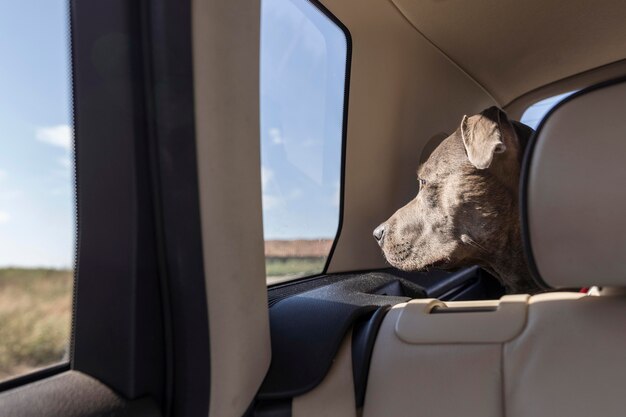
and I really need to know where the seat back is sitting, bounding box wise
[363,292,626,417]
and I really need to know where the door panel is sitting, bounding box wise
[0,371,160,417]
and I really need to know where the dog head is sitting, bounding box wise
[373,107,535,291]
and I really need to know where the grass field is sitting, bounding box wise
[0,268,72,381]
[265,257,326,279]
[0,257,322,381]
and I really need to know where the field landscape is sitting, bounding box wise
[264,239,333,284]
[0,268,72,381]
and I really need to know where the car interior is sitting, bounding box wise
[2,0,626,416]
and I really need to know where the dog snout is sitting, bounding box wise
[373,223,386,244]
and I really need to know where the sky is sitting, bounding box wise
[0,0,74,268]
[260,0,346,240]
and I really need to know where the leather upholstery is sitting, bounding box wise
[505,293,626,417]
[292,330,357,417]
[525,80,626,288]
[362,292,626,417]
[396,295,528,344]
[364,305,504,417]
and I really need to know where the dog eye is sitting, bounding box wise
[417,178,427,190]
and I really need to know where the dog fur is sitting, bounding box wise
[373,107,540,294]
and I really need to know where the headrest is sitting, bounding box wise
[521,78,626,289]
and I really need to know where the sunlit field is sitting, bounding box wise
[264,239,332,284]
[0,268,72,381]
[266,257,327,284]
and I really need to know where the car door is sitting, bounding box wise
[0,0,211,415]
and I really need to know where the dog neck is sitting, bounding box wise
[482,212,541,294]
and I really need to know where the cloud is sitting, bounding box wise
[261,166,274,187]
[269,128,285,145]
[36,124,73,150]
[0,211,10,224]
[262,194,281,210]
[261,166,281,209]
[261,166,278,208]
[262,188,302,211]
[58,156,72,169]
[0,169,6,181]
[260,165,304,211]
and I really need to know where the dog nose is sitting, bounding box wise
[373,224,385,244]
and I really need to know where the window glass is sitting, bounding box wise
[0,0,74,381]
[260,0,347,284]
[520,91,576,129]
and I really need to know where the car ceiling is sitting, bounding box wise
[391,0,626,105]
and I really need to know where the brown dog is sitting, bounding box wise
[373,107,540,294]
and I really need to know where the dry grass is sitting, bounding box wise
[264,239,333,258]
[264,239,332,283]
[265,257,326,278]
[0,268,73,381]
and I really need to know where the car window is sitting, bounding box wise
[520,91,576,129]
[0,0,74,382]
[260,0,348,284]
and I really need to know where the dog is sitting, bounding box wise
[373,106,540,294]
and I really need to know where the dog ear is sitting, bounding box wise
[461,106,510,169]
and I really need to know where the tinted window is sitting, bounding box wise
[521,91,576,129]
[0,0,74,381]
[260,0,347,284]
